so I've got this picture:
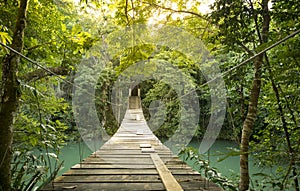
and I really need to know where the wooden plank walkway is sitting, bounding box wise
[42,97,223,191]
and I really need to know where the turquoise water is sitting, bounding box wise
[187,140,241,177]
[55,142,93,177]
[185,140,291,190]
[188,140,278,176]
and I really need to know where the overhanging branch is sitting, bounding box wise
[20,66,70,83]
[143,1,210,22]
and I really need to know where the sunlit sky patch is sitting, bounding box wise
[72,0,215,25]
[148,0,215,25]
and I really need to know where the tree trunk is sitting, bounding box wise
[0,0,28,190]
[239,56,263,191]
[239,0,270,190]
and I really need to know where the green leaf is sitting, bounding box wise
[217,147,240,162]
[0,31,12,44]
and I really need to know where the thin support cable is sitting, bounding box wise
[0,42,121,106]
[180,28,300,98]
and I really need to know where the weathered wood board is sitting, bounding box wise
[42,99,223,191]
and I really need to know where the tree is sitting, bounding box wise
[209,0,271,190]
[238,0,270,188]
[0,0,95,189]
[0,1,29,189]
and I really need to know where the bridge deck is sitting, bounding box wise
[42,107,222,191]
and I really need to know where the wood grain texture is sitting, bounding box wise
[151,153,183,191]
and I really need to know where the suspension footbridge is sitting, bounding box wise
[42,96,222,191]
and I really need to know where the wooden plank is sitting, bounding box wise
[89,154,177,158]
[83,157,153,163]
[111,133,149,137]
[63,168,200,176]
[111,136,156,140]
[94,150,171,155]
[139,143,152,148]
[80,161,154,165]
[165,165,193,169]
[151,153,183,191]
[55,175,161,183]
[41,182,165,191]
[165,160,186,165]
[72,164,155,169]
[136,129,143,135]
[98,148,165,151]
[63,169,158,175]
[141,148,155,153]
[87,154,151,158]
[169,169,200,175]
[173,174,206,182]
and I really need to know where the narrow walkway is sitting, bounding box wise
[42,97,222,191]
